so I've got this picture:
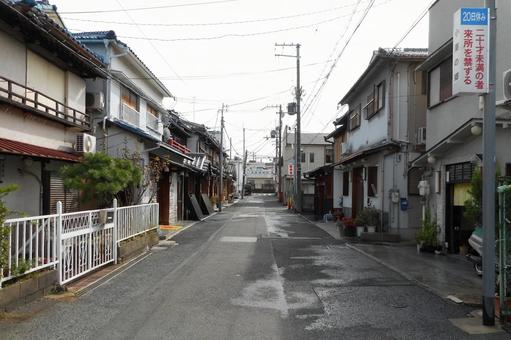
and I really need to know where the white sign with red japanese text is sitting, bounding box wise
[453,8,490,95]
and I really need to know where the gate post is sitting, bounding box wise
[113,199,118,264]
[56,201,62,285]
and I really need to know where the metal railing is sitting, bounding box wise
[0,75,90,128]
[0,214,60,286]
[1,200,159,287]
[117,203,158,242]
[121,103,140,127]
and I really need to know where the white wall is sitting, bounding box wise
[26,50,66,104]
[1,155,41,217]
[0,105,76,151]
[111,54,165,105]
[66,71,86,113]
[0,31,26,84]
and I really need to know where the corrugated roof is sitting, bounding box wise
[0,137,80,162]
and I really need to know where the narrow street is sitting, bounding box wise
[0,195,507,339]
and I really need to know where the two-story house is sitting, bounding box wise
[246,161,275,193]
[73,30,192,224]
[337,48,428,240]
[0,1,106,216]
[280,129,332,212]
[413,0,511,253]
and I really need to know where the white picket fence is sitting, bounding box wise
[0,200,159,287]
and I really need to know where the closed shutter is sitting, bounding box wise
[48,173,79,214]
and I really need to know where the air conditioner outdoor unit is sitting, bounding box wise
[86,92,105,110]
[75,133,97,153]
[417,127,427,145]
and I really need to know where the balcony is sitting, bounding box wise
[0,75,89,129]
[121,103,140,127]
[166,138,191,155]
[146,111,160,132]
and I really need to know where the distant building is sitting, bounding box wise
[280,129,333,211]
[246,161,275,193]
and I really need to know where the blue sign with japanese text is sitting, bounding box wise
[460,8,489,26]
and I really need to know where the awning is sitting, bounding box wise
[0,138,80,162]
[333,141,400,167]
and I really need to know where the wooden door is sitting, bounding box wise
[158,173,170,225]
[352,168,364,219]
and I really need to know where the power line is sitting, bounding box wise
[121,60,332,81]
[61,1,365,27]
[301,0,377,130]
[114,0,184,83]
[306,0,434,144]
[60,0,242,14]
[115,15,351,42]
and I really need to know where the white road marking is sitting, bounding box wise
[220,236,258,243]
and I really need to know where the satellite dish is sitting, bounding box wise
[163,127,171,140]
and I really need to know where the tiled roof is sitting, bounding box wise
[0,137,80,162]
[73,30,172,97]
[1,1,106,77]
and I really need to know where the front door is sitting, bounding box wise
[177,174,184,221]
[446,182,471,253]
[352,167,364,219]
[157,172,170,225]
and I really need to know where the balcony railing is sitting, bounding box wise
[0,75,89,129]
[166,138,191,154]
[121,103,140,126]
[146,111,160,132]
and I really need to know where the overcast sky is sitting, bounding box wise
[53,0,431,160]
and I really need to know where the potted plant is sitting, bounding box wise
[364,207,380,233]
[354,212,367,237]
[338,217,356,237]
[416,209,439,253]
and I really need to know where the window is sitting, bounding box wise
[309,152,314,163]
[325,147,333,163]
[375,81,385,112]
[428,56,452,107]
[349,104,361,131]
[342,171,349,196]
[364,92,375,119]
[301,152,306,163]
[121,86,139,111]
[147,105,159,117]
[367,166,378,197]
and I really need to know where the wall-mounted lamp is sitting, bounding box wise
[470,124,482,136]
[427,155,436,164]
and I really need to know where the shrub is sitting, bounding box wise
[0,185,18,276]
[416,210,438,247]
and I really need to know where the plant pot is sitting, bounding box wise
[356,226,364,237]
[419,244,437,253]
[343,226,356,237]
[367,226,376,233]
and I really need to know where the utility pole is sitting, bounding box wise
[482,0,496,326]
[241,127,246,199]
[219,104,225,212]
[275,43,302,212]
[261,104,284,201]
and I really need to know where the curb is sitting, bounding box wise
[72,251,151,297]
[346,243,483,307]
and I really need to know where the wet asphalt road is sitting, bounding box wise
[0,194,508,339]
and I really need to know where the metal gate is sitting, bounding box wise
[58,203,117,284]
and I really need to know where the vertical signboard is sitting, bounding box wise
[453,8,490,95]
[288,163,294,176]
